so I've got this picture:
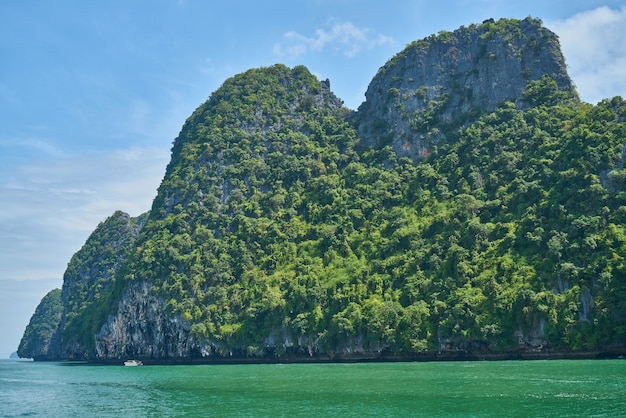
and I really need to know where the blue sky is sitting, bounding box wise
[1,0,625,357]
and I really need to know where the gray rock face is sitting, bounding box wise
[356,17,578,158]
[20,18,592,363]
[19,211,147,360]
[17,289,62,359]
[95,281,192,359]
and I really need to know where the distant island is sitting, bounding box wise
[18,17,626,364]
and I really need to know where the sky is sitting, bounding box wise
[1,0,625,358]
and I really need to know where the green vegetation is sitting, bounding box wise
[72,63,626,358]
[414,95,626,351]
[21,19,626,360]
[18,289,62,359]
[61,211,147,354]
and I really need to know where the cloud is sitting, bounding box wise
[0,146,169,282]
[548,6,626,104]
[0,277,61,356]
[0,137,67,160]
[274,19,393,59]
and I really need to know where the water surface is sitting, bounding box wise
[1,359,625,417]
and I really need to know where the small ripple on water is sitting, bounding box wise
[2,359,626,417]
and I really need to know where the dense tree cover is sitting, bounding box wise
[409,91,626,351]
[23,54,626,360]
[59,211,148,355]
[18,289,62,359]
[19,212,148,359]
[71,63,626,358]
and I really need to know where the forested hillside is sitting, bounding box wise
[19,211,147,359]
[20,18,626,362]
[17,289,61,359]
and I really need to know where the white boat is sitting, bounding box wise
[124,359,143,366]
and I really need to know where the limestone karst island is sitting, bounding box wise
[19,17,626,364]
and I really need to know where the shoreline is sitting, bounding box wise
[31,349,626,365]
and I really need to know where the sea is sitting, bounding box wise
[1,359,625,417]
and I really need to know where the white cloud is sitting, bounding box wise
[0,277,61,356]
[0,146,169,282]
[548,6,626,104]
[0,137,67,159]
[274,19,393,59]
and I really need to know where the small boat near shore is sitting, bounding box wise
[124,359,143,366]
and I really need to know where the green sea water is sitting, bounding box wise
[1,359,625,417]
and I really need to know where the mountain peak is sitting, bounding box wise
[356,17,578,158]
[20,18,626,363]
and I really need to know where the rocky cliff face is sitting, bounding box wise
[22,17,626,363]
[356,17,578,158]
[87,64,349,361]
[17,289,62,360]
[155,65,345,219]
[58,211,148,359]
[18,211,147,359]
[95,281,193,359]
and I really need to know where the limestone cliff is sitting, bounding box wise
[17,289,62,360]
[18,211,147,359]
[20,17,626,363]
[91,64,349,361]
[95,281,193,359]
[356,17,578,158]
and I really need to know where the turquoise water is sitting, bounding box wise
[1,359,625,417]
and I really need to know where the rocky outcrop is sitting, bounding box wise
[22,17,625,364]
[18,211,147,360]
[95,281,192,359]
[17,289,62,359]
[356,17,578,158]
[55,210,148,359]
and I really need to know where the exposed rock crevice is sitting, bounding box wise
[356,17,578,158]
